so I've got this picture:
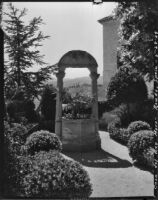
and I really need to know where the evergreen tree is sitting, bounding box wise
[116,0,158,81]
[3,3,54,100]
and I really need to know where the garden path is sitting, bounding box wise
[63,131,154,198]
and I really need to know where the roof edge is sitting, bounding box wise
[98,15,116,24]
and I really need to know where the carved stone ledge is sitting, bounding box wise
[56,71,65,79]
[90,72,100,80]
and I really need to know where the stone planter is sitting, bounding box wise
[62,118,101,152]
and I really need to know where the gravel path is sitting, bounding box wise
[63,131,154,198]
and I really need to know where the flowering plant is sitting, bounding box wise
[62,93,93,119]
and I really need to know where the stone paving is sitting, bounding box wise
[63,131,154,198]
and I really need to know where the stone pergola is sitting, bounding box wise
[55,50,100,144]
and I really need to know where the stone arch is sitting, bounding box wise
[55,50,100,140]
[58,50,98,70]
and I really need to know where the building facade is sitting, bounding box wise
[98,16,120,98]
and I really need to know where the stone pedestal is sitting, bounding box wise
[62,119,100,152]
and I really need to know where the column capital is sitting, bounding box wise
[90,72,100,80]
[56,71,65,79]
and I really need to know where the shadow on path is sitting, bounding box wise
[64,149,132,168]
[133,161,154,174]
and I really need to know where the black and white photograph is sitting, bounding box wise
[1,0,158,199]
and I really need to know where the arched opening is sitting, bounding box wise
[64,68,90,79]
[63,68,92,119]
[55,50,101,152]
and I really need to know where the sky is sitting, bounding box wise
[3,2,117,79]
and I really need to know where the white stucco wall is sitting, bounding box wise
[99,18,119,98]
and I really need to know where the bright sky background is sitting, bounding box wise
[3,2,117,79]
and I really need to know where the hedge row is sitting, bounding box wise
[107,119,155,169]
[4,122,92,198]
[107,118,130,145]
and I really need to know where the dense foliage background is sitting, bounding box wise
[116,0,158,81]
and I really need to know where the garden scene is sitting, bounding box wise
[1,1,158,199]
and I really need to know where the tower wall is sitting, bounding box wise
[99,18,119,98]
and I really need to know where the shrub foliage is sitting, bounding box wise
[128,130,155,162]
[127,121,151,136]
[40,84,56,121]
[108,120,130,145]
[4,122,92,198]
[4,122,28,154]
[22,151,92,198]
[100,104,129,131]
[24,130,62,155]
[142,147,155,169]
[107,67,148,107]
[4,122,28,195]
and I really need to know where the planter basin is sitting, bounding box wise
[62,118,101,152]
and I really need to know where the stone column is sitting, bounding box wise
[55,70,65,139]
[90,71,100,149]
[90,71,100,123]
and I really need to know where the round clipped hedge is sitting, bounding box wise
[22,151,92,198]
[24,130,62,155]
[127,121,151,136]
[128,130,155,162]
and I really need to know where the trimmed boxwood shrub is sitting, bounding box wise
[4,122,28,195]
[127,121,151,136]
[108,120,130,145]
[142,147,155,169]
[107,118,121,139]
[22,151,92,198]
[128,130,155,162]
[119,128,131,144]
[24,130,62,155]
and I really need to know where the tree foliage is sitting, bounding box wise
[116,0,158,81]
[3,3,54,100]
[40,84,56,121]
[107,66,148,107]
[62,88,72,104]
